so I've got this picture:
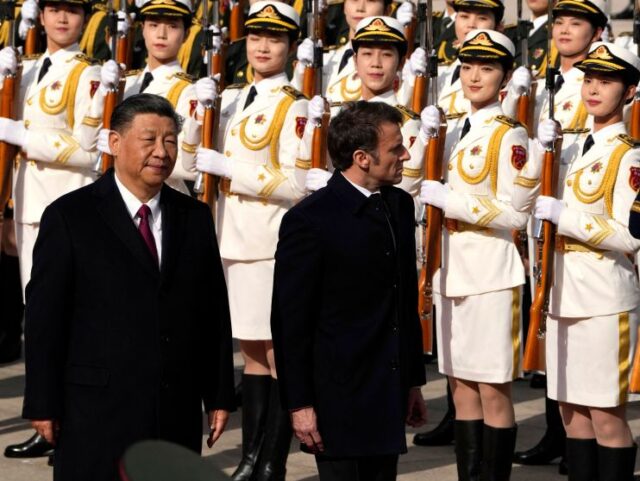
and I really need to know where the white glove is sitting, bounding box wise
[408,47,427,76]
[195,147,233,178]
[307,95,325,124]
[305,168,331,192]
[97,128,112,155]
[116,11,131,35]
[0,47,17,77]
[135,0,145,9]
[208,25,223,51]
[536,118,560,149]
[18,21,30,40]
[419,180,450,210]
[0,118,27,148]
[99,60,120,93]
[21,0,38,24]
[297,38,315,67]
[195,75,220,116]
[420,105,441,139]
[533,195,565,225]
[511,66,532,95]
[396,1,414,26]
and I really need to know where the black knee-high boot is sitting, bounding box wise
[481,424,517,481]
[455,420,484,481]
[597,443,636,481]
[251,379,292,481]
[232,374,272,481]
[0,252,23,364]
[566,438,597,481]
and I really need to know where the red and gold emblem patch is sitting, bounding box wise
[89,80,100,98]
[591,161,602,173]
[533,48,544,59]
[630,166,640,191]
[295,116,307,139]
[511,145,527,170]
[51,80,62,91]
[189,99,198,117]
[255,114,266,125]
[470,145,482,156]
[562,101,572,111]
[409,136,416,148]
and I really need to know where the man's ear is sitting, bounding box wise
[352,149,370,170]
[109,130,121,157]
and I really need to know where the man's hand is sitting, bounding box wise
[406,387,427,428]
[206,409,229,448]
[291,407,324,454]
[31,419,58,446]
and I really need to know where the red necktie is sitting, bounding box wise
[137,205,158,266]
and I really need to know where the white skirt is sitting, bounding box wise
[223,258,275,340]
[436,287,523,383]
[546,309,639,408]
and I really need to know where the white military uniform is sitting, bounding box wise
[12,44,102,293]
[437,59,470,120]
[513,123,640,407]
[215,73,310,339]
[433,102,529,383]
[123,61,200,194]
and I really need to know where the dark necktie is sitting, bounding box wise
[37,57,51,83]
[338,48,354,73]
[451,64,461,85]
[139,72,154,93]
[554,73,564,93]
[137,205,158,266]
[582,134,594,156]
[243,85,257,110]
[370,193,396,251]
[460,118,471,140]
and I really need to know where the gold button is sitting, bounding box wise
[448,164,453,171]
[469,164,474,169]
[24,120,30,128]
[231,129,237,136]
[567,179,573,187]
[225,151,231,157]
[238,71,244,78]
[587,180,592,185]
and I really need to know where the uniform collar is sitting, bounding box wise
[368,89,398,105]
[590,121,626,146]
[467,102,502,129]
[559,65,583,81]
[42,43,81,64]
[144,60,182,79]
[531,14,547,34]
[252,72,288,96]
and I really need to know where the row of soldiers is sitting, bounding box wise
[0,0,640,480]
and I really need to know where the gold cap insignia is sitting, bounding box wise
[468,32,493,46]
[590,45,614,60]
[257,5,281,19]
[364,18,391,32]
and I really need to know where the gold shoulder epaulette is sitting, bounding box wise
[439,58,456,66]
[93,3,107,12]
[395,104,420,121]
[125,68,144,77]
[562,128,590,134]
[282,85,306,100]
[618,31,633,37]
[327,0,344,4]
[323,44,341,52]
[74,53,99,65]
[173,71,195,83]
[22,53,42,61]
[225,82,247,89]
[330,101,344,108]
[496,115,520,128]
[230,36,247,45]
[618,134,640,147]
[446,112,466,120]
[433,10,444,18]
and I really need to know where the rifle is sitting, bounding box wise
[194,0,223,210]
[98,0,127,174]
[522,4,561,373]
[403,1,416,62]
[23,2,39,55]
[410,0,427,113]
[0,0,19,213]
[229,0,244,42]
[417,0,445,355]
[515,0,533,136]
[630,0,640,138]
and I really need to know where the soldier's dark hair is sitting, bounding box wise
[328,100,403,171]
[110,94,183,134]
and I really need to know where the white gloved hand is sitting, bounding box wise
[511,66,532,95]
[419,180,451,210]
[0,47,17,77]
[21,0,39,24]
[396,1,414,26]
[134,0,145,9]
[196,147,233,178]
[99,60,120,94]
[116,10,131,35]
[195,75,220,117]
[533,195,565,225]
[420,105,441,139]
[305,168,331,192]
[0,118,27,148]
[408,47,427,76]
[97,128,112,155]
[297,38,315,67]
[209,24,223,51]
[536,118,560,149]
[307,95,325,124]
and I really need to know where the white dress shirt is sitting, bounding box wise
[342,172,380,197]
[114,173,163,264]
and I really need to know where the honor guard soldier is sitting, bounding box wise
[401,0,503,118]
[0,0,107,460]
[78,0,113,61]
[193,2,312,479]
[518,0,551,73]
[96,0,201,194]
[513,41,640,481]
[419,29,528,480]
[293,0,391,103]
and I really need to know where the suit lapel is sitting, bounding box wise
[159,186,185,285]
[95,172,160,278]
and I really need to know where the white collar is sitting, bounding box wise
[144,60,182,78]
[341,172,380,197]
[531,14,547,35]
[369,89,398,106]
[467,101,502,128]
[252,72,288,95]
[114,173,162,224]
[559,66,583,80]
[42,43,81,64]
[590,121,626,145]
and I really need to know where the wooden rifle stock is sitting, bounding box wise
[411,74,427,115]
[199,101,220,209]
[630,98,640,139]
[24,25,39,55]
[517,93,530,136]
[229,0,244,42]
[302,65,317,99]
[0,72,17,211]
[523,136,561,372]
[630,330,640,392]
[417,110,446,354]
[404,19,416,61]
